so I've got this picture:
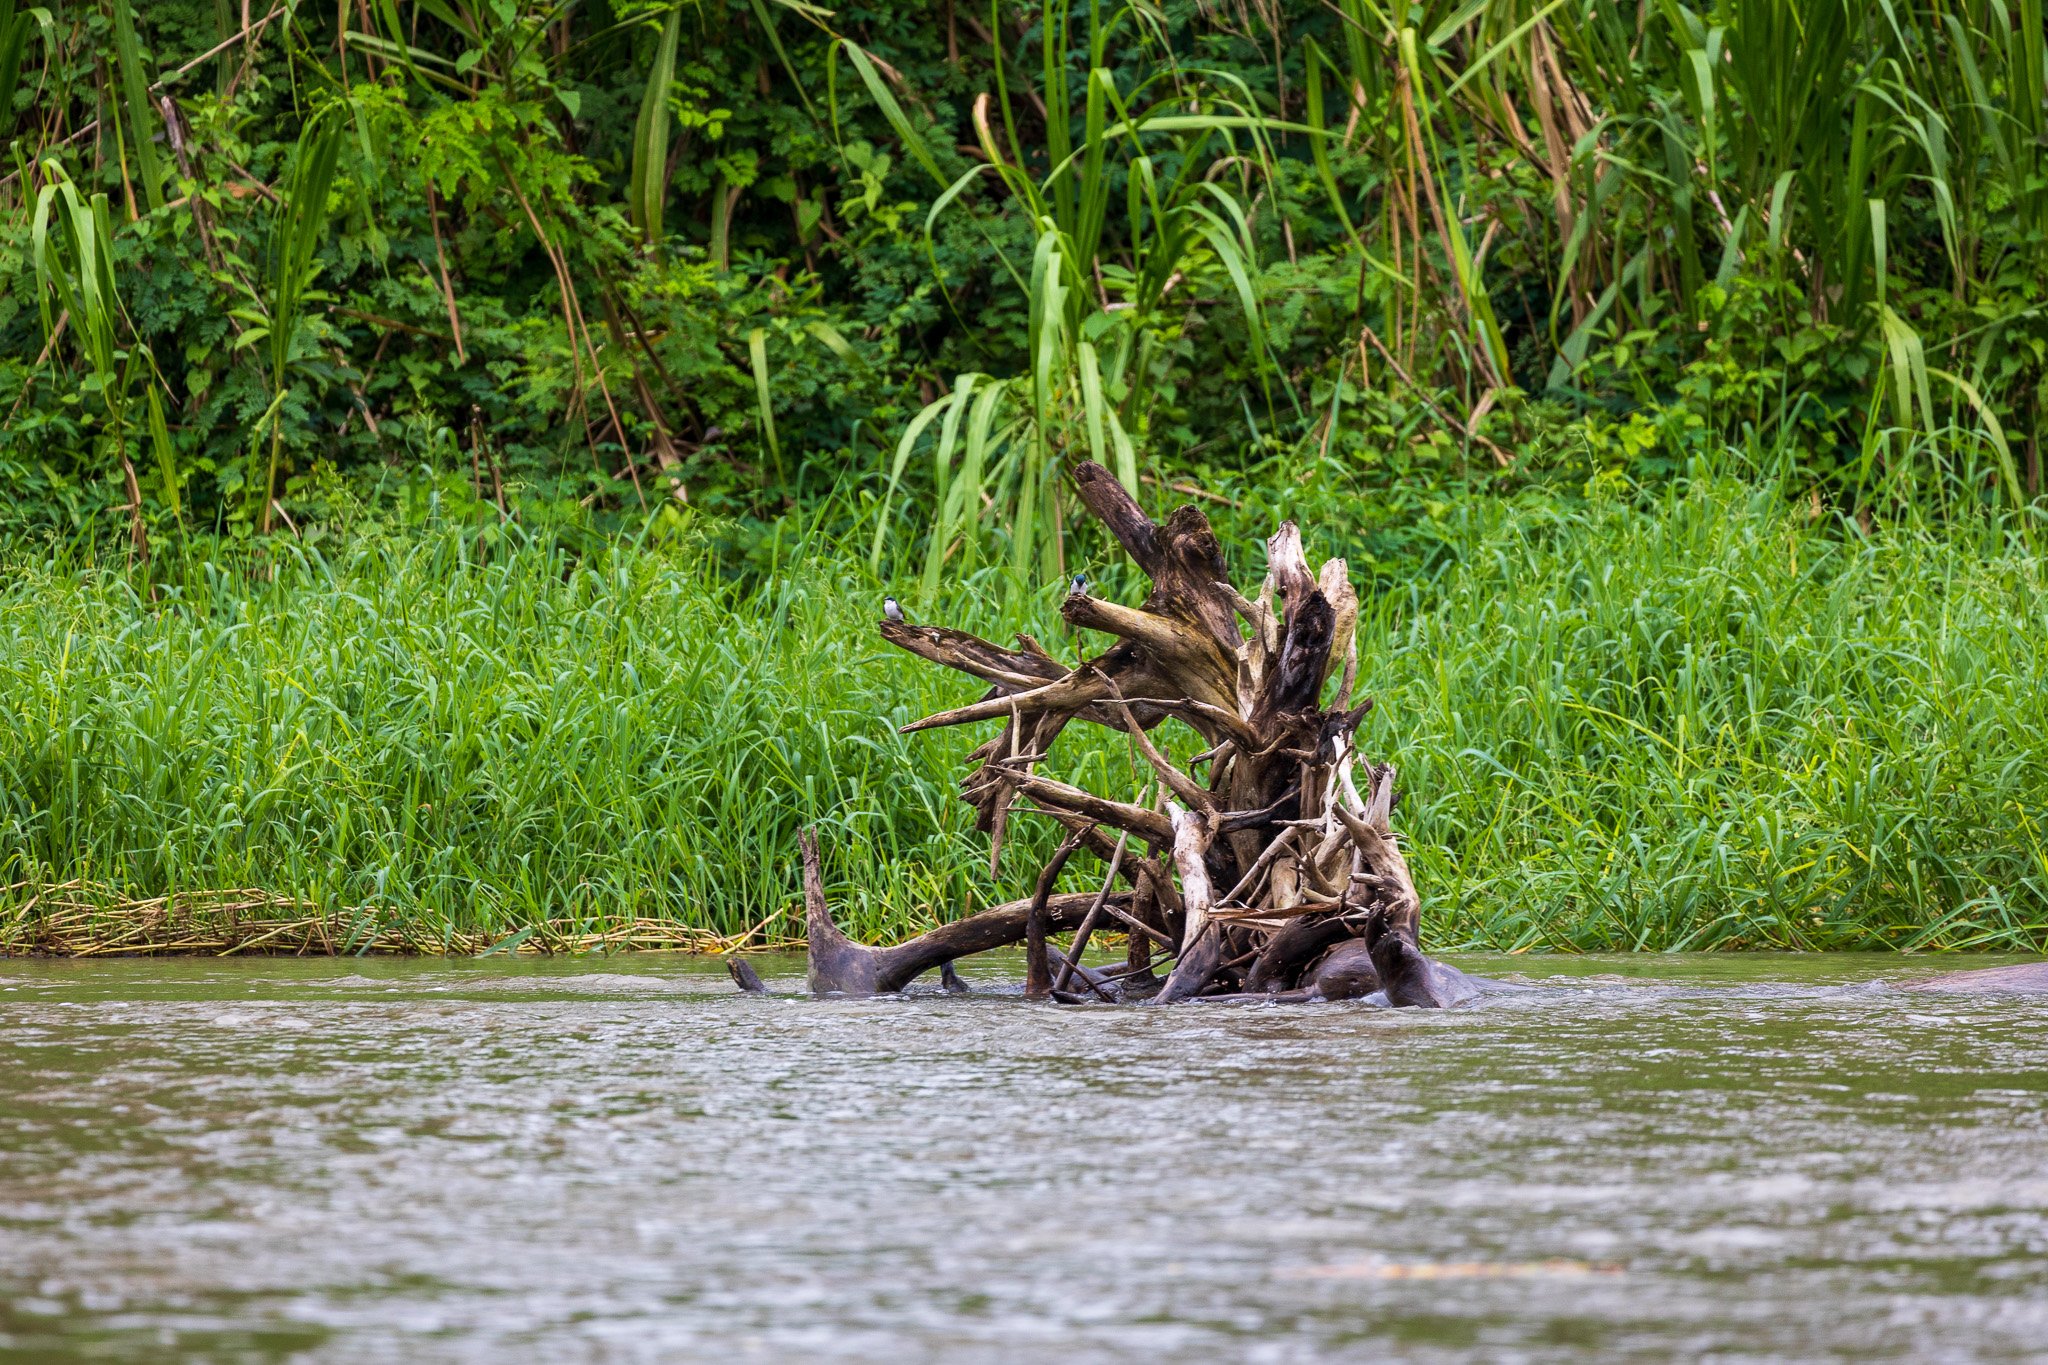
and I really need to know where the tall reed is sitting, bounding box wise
[2,468,2041,951]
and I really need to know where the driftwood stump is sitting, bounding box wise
[799,461,1470,1007]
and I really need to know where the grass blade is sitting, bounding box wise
[108,0,164,212]
[629,5,682,244]
[748,328,784,488]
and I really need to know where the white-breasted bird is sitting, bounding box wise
[883,596,905,623]
[1070,574,1089,595]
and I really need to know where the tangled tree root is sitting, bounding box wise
[789,462,1477,1008]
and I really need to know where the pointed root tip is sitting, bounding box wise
[726,956,767,994]
[799,827,852,949]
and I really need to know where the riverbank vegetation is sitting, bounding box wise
[4,468,2043,953]
[2,1,2045,953]
[1,0,2043,551]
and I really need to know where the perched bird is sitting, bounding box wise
[1070,574,1089,596]
[883,596,905,623]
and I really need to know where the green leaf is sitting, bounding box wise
[869,394,951,571]
[834,42,946,190]
[629,5,683,245]
[145,382,179,519]
[108,0,164,212]
[748,328,783,487]
[1931,367,2028,521]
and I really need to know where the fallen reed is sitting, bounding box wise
[0,879,791,957]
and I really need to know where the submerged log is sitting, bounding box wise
[790,462,1465,1005]
[802,830,1134,996]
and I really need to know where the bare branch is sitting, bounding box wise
[881,621,1067,690]
[1102,677,1216,813]
[902,670,1109,734]
[983,763,1176,844]
[1070,460,1163,574]
[1063,594,1236,706]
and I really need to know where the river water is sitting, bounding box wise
[3,953,2046,1362]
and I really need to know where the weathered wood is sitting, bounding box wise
[802,828,881,997]
[1154,922,1227,1004]
[1103,897,1177,951]
[1341,764,1421,944]
[1243,913,1353,993]
[800,889,1137,996]
[902,671,1112,734]
[1154,803,1224,1002]
[1070,460,1164,573]
[1044,943,1118,1001]
[1103,683,1218,814]
[803,460,1465,1007]
[983,764,1176,844]
[1055,834,1128,995]
[1317,557,1360,703]
[879,621,1069,691]
[1026,835,1084,999]
[1063,594,1237,710]
[801,824,1141,997]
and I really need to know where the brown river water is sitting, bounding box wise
[3,953,2046,1362]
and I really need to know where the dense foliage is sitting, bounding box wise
[1,0,2043,569]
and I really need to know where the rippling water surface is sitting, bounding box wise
[3,953,2046,1362]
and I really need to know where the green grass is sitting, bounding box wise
[2,471,2044,953]
[1390,483,2048,950]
